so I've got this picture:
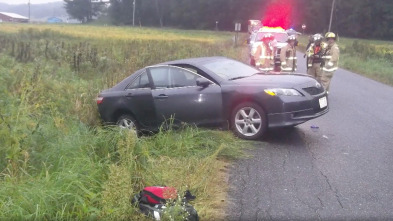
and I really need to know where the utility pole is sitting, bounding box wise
[89,0,92,22]
[328,0,336,32]
[133,0,135,26]
[28,0,30,22]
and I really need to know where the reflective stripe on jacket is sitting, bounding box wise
[254,42,274,71]
[306,43,314,68]
[280,43,297,72]
[258,66,274,71]
[322,42,339,72]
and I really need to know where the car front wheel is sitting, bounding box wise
[231,102,267,140]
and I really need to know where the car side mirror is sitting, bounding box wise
[196,78,211,87]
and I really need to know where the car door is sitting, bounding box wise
[148,65,223,127]
[121,70,157,128]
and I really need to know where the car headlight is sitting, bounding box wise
[264,88,302,96]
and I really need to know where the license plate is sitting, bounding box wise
[319,96,327,108]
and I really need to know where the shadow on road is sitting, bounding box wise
[260,127,306,147]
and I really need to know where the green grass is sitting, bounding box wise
[297,35,393,86]
[1,24,390,219]
[0,25,251,220]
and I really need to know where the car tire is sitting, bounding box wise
[231,102,267,140]
[117,114,139,134]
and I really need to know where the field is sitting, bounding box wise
[0,23,250,220]
[1,23,392,220]
[297,35,393,86]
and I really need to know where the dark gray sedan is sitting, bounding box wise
[96,57,328,140]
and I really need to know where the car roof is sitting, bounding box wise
[159,56,229,66]
[106,56,253,92]
[158,56,233,83]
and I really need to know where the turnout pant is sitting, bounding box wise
[320,71,335,91]
[307,63,322,79]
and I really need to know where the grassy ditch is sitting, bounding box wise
[0,24,249,220]
[297,35,393,86]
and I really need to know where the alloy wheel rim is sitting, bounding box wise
[235,107,262,136]
[118,118,136,131]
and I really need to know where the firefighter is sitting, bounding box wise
[254,33,275,72]
[304,35,314,69]
[306,33,326,79]
[280,35,297,72]
[321,32,340,92]
[305,35,314,53]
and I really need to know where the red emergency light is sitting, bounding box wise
[262,0,293,30]
[259,26,285,32]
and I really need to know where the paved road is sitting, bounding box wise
[227,52,393,220]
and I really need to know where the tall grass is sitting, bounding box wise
[0,23,229,43]
[0,25,249,220]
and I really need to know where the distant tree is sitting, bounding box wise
[64,0,104,23]
[154,0,163,27]
[104,0,392,39]
[335,0,393,39]
[109,0,136,25]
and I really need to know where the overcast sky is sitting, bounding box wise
[0,0,61,4]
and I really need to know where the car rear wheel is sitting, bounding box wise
[117,115,138,134]
[231,102,267,140]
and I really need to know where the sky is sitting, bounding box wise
[0,0,61,4]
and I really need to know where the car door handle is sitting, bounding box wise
[125,93,134,98]
[155,94,168,99]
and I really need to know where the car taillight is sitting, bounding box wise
[96,96,104,104]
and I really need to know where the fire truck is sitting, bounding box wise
[248,26,289,71]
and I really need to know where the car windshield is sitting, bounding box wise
[201,59,260,80]
[256,32,288,42]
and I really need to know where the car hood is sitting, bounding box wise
[231,73,315,88]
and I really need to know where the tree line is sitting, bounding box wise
[64,0,393,40]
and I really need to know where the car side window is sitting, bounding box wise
[150,67,170,89]
[127,72,150,89]
[139,72,150,88]
[169,67,198,88]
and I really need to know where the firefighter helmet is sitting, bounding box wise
[287,35,296,41]
[313,33,323,43]
[325,32,336,39]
